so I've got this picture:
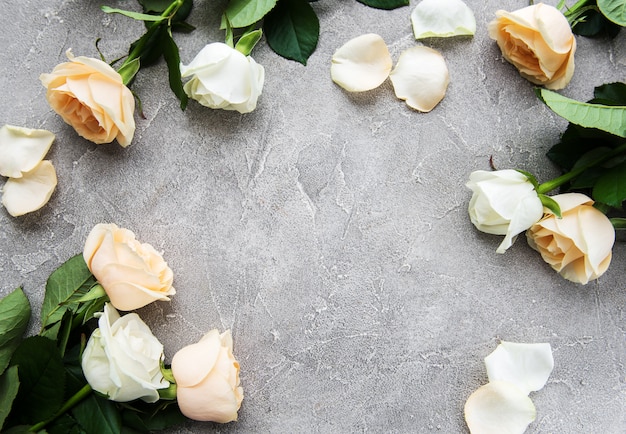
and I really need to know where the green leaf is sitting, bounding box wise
[264,0,319,65]
[235,29,263,55]
[76,296,107,327]
[515,169,539,188]
[592,160,626,206]
[72,394,121,434]
[610,217,626,228]
[224,0,278,28]
[46,413,83,434]
[128,23,168,67]
[121,403,185,432]
[101,6,166,22]
[161,31,188,110]
[546,123,623,171]
[357,0,410,10]
[536,88,626,138]
[139,0,193,23]
[598,0,626,25]
[40,255,96,330]
[0,288,31,375]
[9,336,65,425]
[539,194,562,218]
[594,82,626,105]
[117,58,141,86]
[0,365,20,430]
[75,284,106,303]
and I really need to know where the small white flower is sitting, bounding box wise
[411,0,476,39]
[2,161,57,217]
[389,46,449,112]
[181,42,265,114]
[330,33,392,92]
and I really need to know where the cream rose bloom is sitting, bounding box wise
[467,170,544,254]
[488,3,576,90]
[82,303,168,402]
[181,43,264,114]
[83,223,175,311]
[527,193,614,284]
[40,50,135,147]
[171,329,243,423]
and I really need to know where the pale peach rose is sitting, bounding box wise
[40,50,135,147]
[83,223,175,310]
[526,193,614,284]
[488,3,576,90]
[171,330,243,423]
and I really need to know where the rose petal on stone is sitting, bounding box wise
[0,125,55,178]
[411,0,476,39]
[389,46,449,112]
[485,341,554,395]
[331,33,392,92]
[464,381,536,434]
[2,160,57,217]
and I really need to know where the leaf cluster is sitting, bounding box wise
[560,0,623,37]
[0,255,183,434]
[537,83,626,217]
[222,0,408,65]
[103,0,195,109]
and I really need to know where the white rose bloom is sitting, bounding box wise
[81,303,168,403]
[180,42,265,114]
[466,170,544,253]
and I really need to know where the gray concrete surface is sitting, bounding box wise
[1,0,625,432]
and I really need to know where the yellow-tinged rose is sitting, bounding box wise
[83,223,175,311]
[488,3,576,90]
[171,329,243,423]
[526,193,614,284]
[40,50,135,147]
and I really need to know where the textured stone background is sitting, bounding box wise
[1,0,625,432]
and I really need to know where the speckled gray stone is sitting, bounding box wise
[1,1,625,433]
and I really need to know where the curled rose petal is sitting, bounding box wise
[0,125,55,178]
[411,0,476,39]
[389,46,449,112]
[330,33,392,92]
[484,341,554,395]
[464,381,536,434]
[2,160,57,217]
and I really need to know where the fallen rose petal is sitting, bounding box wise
[389,46,449,112]
[484,341,554,395]
[464,381,536,434]
[331,33,392,92]
[411,0,476,39]
[0,125,55,178]
[2,160,57,216]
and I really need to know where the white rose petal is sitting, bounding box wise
[411,0,476,39]
[389,46,449,112]
[0,125,55,178]
[2,160,57,217]
[330,33,392,92]
[485,341,554,395]
[464,381,536,434]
